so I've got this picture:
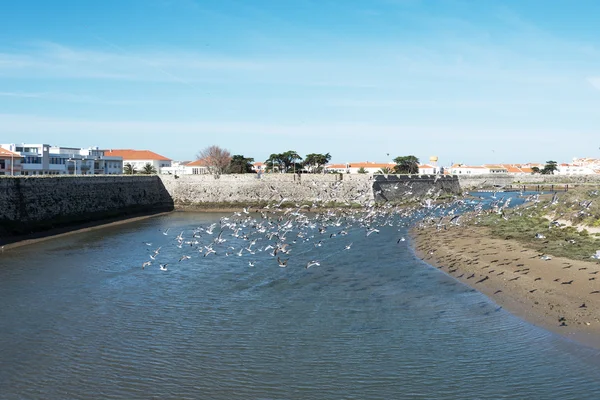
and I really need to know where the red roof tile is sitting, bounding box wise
[104,149,171,161]
[187,159,209,167]
[0,148,20,157]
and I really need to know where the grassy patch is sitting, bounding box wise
[475,187,600,262]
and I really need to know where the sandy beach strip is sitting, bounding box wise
[1,211,172,251]
[411,223,600,349]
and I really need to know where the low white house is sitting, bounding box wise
[556,163,599,175]
[252,162,266,173]
[160,161,193,175]
[104,149,171,173]
[418,164,438,174]
[448,164,490,175]
[0,147,22,176]
[185,159,210,174]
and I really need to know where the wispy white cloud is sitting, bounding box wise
[0,41,270,83]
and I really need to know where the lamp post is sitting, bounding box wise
[11,152,14,176]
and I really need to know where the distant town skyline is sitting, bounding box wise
[1,0,600,164]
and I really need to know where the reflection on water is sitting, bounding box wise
[1,194,600,399]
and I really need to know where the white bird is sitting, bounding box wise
[160,263,168,271]
[179,255,191,262]
[249,261,256,267]
[277,257,288,268]
[344,242,353,250]
[306,260,320,269]
[142,261,151,269]
[366,228,380,236]
[162,228,170,236]
[591,250,600,260]
[540,255,552,261]
[535,233,546,239]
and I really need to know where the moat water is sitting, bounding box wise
[1,194,600,399]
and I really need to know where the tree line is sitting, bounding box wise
[124,144,421,176]
[194,146,333,175]
[195,145,421,176]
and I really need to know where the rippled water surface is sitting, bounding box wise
[2,197,600,399]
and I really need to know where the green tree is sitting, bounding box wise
[227,155,255,174]
[541,160,558,175]
[266,151,303,173]
[140,163,157,174]
[265,153,283,173]
[124,162,136,175]
[303,153,331,173]
[531,166,540,174]
[281,150,303,173]
[393,155,420,174]
[357,167,368,174]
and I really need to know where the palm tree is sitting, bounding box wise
[376,167,394,174]
[357,167,368,174]
[124,163,136,175]
[141,163,157,174]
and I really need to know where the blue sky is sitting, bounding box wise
[1,0,600,165]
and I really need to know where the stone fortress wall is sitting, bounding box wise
[0,176,173,240]
[10,171,590,244]
[158,173,463,207]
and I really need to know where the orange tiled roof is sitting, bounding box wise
[498,165,520,173]
[104,149,171,161]
[418,164,435,168]
[0,148,20,157]
[187,159,209,167]
[483,165,507,170]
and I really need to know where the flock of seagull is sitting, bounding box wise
[137,194,485,273]
[137,187,598,276]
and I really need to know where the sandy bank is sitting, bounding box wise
[411,224,600,349]
[1,211,172,251]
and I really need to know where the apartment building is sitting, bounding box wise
[0,144,123,175]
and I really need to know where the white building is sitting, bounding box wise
[418,164,438,174]
[0,144,123,175]
[160,160,212,175]
[448,164,491,175]
[104,149,172,173]
[556,163,599,175]
[252,162,266,173]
